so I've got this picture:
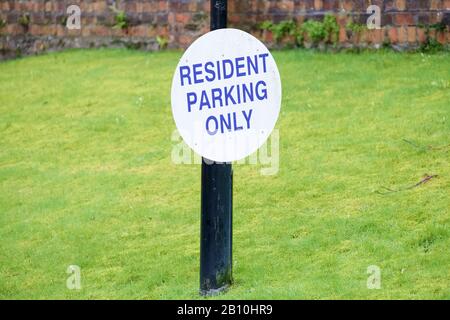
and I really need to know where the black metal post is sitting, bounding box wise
[200,0,232,296]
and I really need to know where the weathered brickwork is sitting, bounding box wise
[0,0,449,58]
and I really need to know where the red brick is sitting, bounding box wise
[388,27,399,44]
[395,0,406,10]
[228,14,240,24]
[91,26,111,37]
[407,27,416,43]
[1,1,10,10]
[188,1,199,12]
[142,2,159,12]
[113,27,127,37]
[314,0,323,10]
[341,0,353,11]
[430,0,443,10]
[168,12,175,24]
[395,13,414,26]
[281,0,295,11]
[6,24,22,35]
[437,31,446,44]
[417,28,427,43]
[178,34,192,48]
[265,31,274,43]
[33,1,45,11]
[81,2,93,13]
[366,29,374,44]
[44,25,57,36]
[53,1,67,11]
[67,28,82,37]
[136,2,144,12]
[398,27,408,43]
[323,0,338,10]
[44,1,52,12]
[125,1,137,12]
[24,1,34,11]
[94,2,107,12]
[360,30,368,43]
[56,25,66,37]
[369,29,383,44]
[130,25,151,37]
[147,26,157,38]
[29,25,42,36]
[202,1,210,11]
[159,0,168,11]
[339,27,347,43]
[81,26,91,37]
[175,13,190,24]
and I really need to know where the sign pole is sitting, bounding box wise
[200,0,232,296]
[172,0,281,296]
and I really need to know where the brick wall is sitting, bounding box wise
[0,0,449,58]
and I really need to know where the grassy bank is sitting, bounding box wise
[0,49,449,299]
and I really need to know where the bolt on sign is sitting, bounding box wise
[171,28,282,162]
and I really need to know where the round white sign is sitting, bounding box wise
[171,28,282,162]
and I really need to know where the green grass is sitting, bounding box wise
[0,49,449,299]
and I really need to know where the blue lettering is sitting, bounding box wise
[199,91,211,110]
[206,116,218,135]
[259,53,269,73]
[235,57,246,77]
[211,88,223,108]
[204,61,216,82]
[222,59,234,79]
[233,112,243,131]
[242,82,254,103]
[247,55,258,75]
[242,109,253,129]
[180,66,191,86]
[193,63,204,84]
[220,113,232,132]
[255,80,268,100]
[186,92,197,112]
[224,86,236,106]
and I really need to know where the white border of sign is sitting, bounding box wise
[171,28,282,163]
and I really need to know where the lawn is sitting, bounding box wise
[0,49,449,299]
